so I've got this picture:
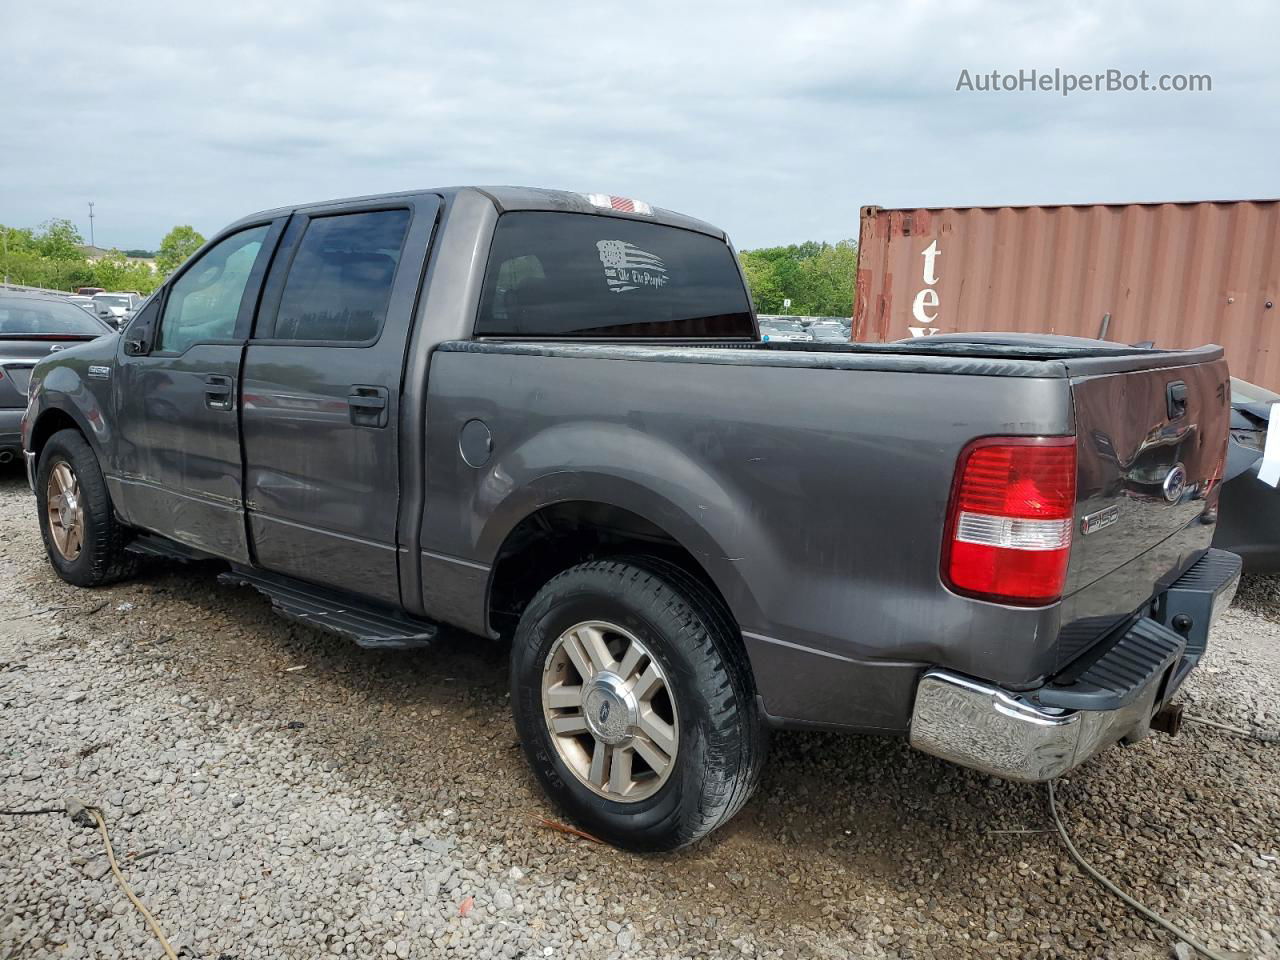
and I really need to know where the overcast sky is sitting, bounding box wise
[2,1,1275,250]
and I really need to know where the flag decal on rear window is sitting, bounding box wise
[596,240,668,293]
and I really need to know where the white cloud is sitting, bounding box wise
[2,0,1275,249]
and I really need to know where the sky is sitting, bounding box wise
[2,0,1276,251]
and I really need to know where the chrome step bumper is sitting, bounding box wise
[909,549,1241,782]
[910,667,1165,782]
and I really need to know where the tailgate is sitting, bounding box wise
[1066,351,1231,594]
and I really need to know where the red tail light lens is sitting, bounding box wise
[943,436,1077,606]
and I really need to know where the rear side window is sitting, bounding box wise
[272,209,410,342]
[476,212,754,338]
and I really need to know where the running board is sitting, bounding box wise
[218,568,438,650]
[126,532,218,562]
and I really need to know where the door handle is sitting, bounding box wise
[205,374,235,411]
[348,385,389,427]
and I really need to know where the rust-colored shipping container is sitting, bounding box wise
[853,199,1280,388]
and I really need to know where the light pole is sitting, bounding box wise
[88,201,95,249]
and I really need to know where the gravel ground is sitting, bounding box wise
[1,465,1277,960]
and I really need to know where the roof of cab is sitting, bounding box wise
[227,186,726,240]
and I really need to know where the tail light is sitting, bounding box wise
[943,436,1077,606]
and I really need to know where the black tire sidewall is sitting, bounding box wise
[35,431,115,586]
[512,567,730,851]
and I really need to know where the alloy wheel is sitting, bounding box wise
[46,461,84,561]
[541,620,680,802]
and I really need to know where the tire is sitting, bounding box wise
[511,557,768,851]
[35,429,138,587]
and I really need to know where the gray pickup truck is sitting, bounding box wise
[21,187,1241,850]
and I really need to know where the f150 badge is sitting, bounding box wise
[1081,504,1119,536]
[88,365,111,380]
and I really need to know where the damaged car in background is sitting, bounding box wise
[1213,377,1280,571]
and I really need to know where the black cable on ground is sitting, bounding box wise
[1048,780,1233,960]
[1,797,179,959]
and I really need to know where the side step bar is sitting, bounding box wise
[219,567,438,651]
[126,532,219,562]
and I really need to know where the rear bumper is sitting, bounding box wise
[909,549,1241,781]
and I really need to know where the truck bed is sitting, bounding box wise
[427,337,1228,731]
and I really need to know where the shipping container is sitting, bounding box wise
[853,199,1280,389]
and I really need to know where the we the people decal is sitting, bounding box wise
[596,240,669,294]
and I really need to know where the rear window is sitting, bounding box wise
[475,212,754,338]
[0,298,110,337]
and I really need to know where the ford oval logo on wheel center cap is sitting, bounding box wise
[1162,463,1188,503]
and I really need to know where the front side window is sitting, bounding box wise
[475,212,754,338]
[271,209,410,342]
[156,225,269,353]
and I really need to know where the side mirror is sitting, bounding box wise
[124,335,149,356]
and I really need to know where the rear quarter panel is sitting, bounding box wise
[420,347,1075,730]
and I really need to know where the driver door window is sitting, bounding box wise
[156,225,270,353]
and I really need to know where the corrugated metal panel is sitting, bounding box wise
[853,200,1280,389]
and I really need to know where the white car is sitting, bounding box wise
[91,292,142,327]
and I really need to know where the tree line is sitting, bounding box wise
[0,219,206,294]
[1,216,858,317]
[738,239,857,316]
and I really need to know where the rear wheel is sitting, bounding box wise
[511,557,768,851]
[35,429,137,587]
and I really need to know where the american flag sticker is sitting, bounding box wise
[596,240,668,293]
[584,193,654,216]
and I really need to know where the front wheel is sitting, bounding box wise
[35,429,137,587]
[511,558,768,851]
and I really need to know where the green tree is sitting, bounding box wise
[156,225,206,275]
[0,222,160,293]
[34,218,85,261]
[88,250,160,294]
[1,223,89,288]
[738,239,858,316]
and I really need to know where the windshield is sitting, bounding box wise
[94,294,134,309]
[0,297,112,337]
